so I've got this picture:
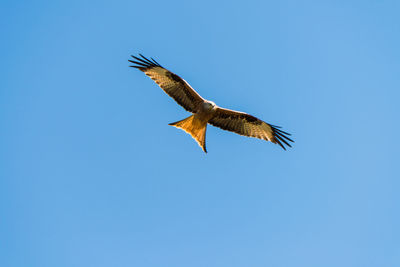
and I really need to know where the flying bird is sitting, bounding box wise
[129,54,293,153]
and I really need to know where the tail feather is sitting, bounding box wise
[169,115,208,153]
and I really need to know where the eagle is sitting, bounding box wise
[129,54,293,153]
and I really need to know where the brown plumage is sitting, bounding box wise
[169,115,208,152]
[129,54,293,153]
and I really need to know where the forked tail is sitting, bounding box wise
[169,115,208,153]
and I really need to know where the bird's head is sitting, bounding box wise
[203,101,216,111]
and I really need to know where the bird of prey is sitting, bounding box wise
[129,54,293,153]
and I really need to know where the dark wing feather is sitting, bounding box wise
[129,54,204,113]
[208,107,294,150]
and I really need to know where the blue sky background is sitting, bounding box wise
[1,0,399,266]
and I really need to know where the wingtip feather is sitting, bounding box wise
[129,54,164,69]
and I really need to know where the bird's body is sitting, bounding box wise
[169,101,217,152]
[129,54,293,153]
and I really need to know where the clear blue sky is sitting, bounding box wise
[1,1,399,266]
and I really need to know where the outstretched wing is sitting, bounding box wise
[129,54,205,113]
[208,107,294,150]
